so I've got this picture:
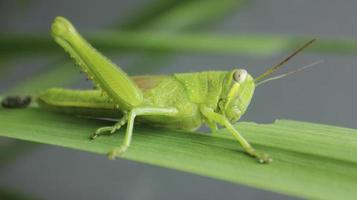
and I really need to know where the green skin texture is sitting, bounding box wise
[42,16,272,163]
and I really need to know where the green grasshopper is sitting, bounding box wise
[36,16,318,163]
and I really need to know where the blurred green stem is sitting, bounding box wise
[1,32,357,56]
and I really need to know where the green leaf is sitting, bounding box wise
[0,107,356,200]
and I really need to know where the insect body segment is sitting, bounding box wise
[174,71,226,106]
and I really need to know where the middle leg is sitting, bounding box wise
[107,107,178,159]
[90,112,129,140]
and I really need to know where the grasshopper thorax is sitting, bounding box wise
[219,69,255,122]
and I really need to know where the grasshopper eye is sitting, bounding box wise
[233,69,248,83]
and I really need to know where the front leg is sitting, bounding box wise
[200,106,272,163]
[108,107,178,159]
[206,119,218,133]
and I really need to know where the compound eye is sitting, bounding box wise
[233,69,248,83]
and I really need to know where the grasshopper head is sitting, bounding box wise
[220,69,255,122]
[218,39,318,123]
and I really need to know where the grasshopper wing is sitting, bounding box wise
[132,75,169,92]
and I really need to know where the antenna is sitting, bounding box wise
[255,60,323,86]
[254,39,316,83]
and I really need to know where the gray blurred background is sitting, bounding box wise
[0,0,356,199]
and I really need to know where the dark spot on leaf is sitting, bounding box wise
[1,96,31,108]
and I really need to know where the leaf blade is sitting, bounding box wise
[0,107,356,200]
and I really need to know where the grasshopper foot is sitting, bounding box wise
[91,126,114,140]
[91,116,128,140]
[247,149,272,164]
[107,145,128,160]
[91,123,124,140]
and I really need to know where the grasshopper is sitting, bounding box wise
[35,17,318,163]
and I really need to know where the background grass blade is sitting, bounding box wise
[0,106,356,200]
[2,32,357,56]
